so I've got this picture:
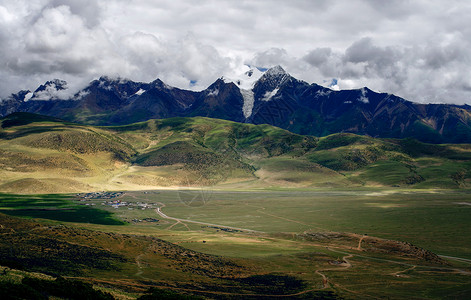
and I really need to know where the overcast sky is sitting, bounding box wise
[1,0,470,104]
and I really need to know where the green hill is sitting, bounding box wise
[1,113,470,193]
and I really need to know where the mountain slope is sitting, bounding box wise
[1,113,471,193]
[0,112,136,193]
[248,69,471,143]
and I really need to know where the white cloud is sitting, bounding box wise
[0,0,470,104]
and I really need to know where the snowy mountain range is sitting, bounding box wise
[2,66,471,143]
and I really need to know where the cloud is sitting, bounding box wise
[118,32,230,90]
[49,0,101,28]
[251,48,291,68]
[304,48,332,67]
[0,0,470,104]
[0,1,130,98]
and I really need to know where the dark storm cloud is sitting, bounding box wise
[49,0,101,27]
[0,0,470,104]
[304,48,333,67]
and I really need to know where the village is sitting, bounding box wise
[75,191,160,224]
[76,191,125,200]
[76,192,156,209]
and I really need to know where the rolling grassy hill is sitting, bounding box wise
[1,112,471,193]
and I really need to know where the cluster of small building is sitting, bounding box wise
[202,225,241,233]
[75,192,157,211]
[131,218,159,223]
[76,191,124,200]
[102,200,156,210]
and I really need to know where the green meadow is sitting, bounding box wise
[92,189,470,260]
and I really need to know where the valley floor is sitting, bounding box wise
[1,189,470,299]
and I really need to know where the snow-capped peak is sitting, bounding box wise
[256,65,290,92]
[30,79,68,101]
[264,65,287,77]
[220,66,265,119]
[222,66,265,90]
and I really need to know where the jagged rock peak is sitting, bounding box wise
[265,65,288,77]
[95,76,133,86]
[151,78,174,90]
[259,65,290,83]
[37,79,68,91]
[29,79,68,101]
[255,65,291,93]
[7,90,31,102]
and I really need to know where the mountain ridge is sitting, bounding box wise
[2,66,471,143]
